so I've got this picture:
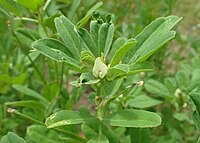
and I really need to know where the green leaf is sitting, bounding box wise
[24,52,40,66]
[83,118,119,143]
[67,0,81,23]
[126,16,182,64]
[12,73,27,84]
[78,28,97,57]
[173,113,190,122]
[27,125,64,143]
[32,38,81,71]
[5,100,46,110]
[104,109,161,128]
[0,0,24,16]
[107,64,129,81]
[33,38,74,58]
[16,27,40,41]
[128,62,154,75]
[175,71,189,90]
[80,51,95,66]
[77,2,103,28]
[130,128,150,143]
[101,79,123,98]
[44,13,62,31]
[90,20,102,45]
[110,39,136,67]
[41,83,60,101]
[189,92,200,115]
[164,77,177,95]
[55,16,81,60]
[45,110,96,128]
[16,0,44,10]
[0,132,26,143]
[81,124,98,140]
[192,111,200,131]
[192,69,200,83]
[98,23,114,56]
[144,79,172,99]
[109,37,127,61]
[71,73,100,87]
[87,134,109,143]
[127,95,162,108]
[12,84,48,104]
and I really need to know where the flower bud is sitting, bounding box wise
[93,57,108,78]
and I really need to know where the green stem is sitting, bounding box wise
[38,9,48,36]
[15,17,38,23]
[20,21,37,41]
[96,84,103,135]
[11,109,44,125]
[103,83,135,110]
[97,108,103,135]
[169,0,172,15]
[43,0,52,11]
[59,62,64,93]
[55,61,59,81]
[55,62,64,100]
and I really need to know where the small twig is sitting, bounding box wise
[14,17,39,23]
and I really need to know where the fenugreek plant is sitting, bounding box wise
[0,1,184,143]
[30,4,181,143]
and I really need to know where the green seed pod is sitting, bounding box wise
[92,11,101,20]
[105,13,114,23]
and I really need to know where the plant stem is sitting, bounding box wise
[11,109,44,125]
[96,84,103,135]
[55,61,59,81]
[59,62,64,93]
[38,9,48,37]
[43,0,52,11]
[15,17,39,23]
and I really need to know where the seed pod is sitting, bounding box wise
[92,11,101,20]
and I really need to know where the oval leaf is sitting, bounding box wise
[104,109,161,128]
[32,38,81,71]
[125,16,182,64]
[144,79,172,99]
[55,16,81,60]
[12,84,48,104]
[127,95,162,108]
[128,62,154,75]
[110,39,136,67]
[78,28,97,57]
[5,100,46,109]
[1,132,26,143]
[45,110,96,128]
[98,23,114,56]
